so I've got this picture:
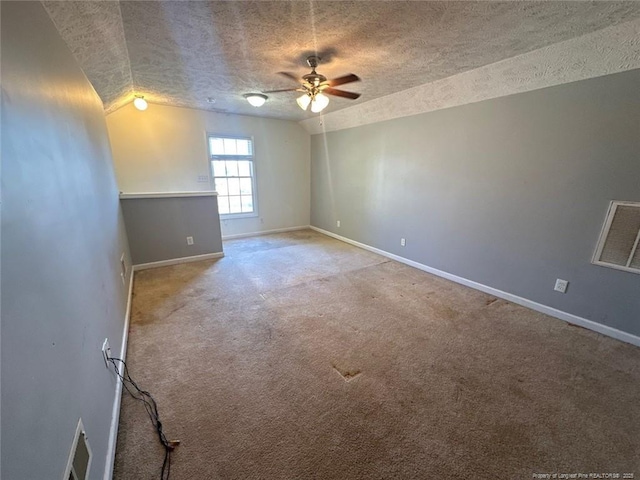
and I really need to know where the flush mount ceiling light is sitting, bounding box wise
[133,95,148,111]
[243,93,268,107]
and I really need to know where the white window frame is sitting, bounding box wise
[207,134,258,219]
[63,418,92,480]
[592,200,640,275]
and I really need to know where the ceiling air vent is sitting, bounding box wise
[592,201,640,274]
[64,419,92,480]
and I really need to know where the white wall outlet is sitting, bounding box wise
[554,279,569,293]
[186,236,194,245]
[101,338,111,368]
[197,175,209,183]
[337,220,341,228]
[400,238,406,247]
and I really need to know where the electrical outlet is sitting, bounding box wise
[186,236,194,245]
[554,279,569,293]
[337,220,341,228]
[101,338,111,368]
[400,238,406,247]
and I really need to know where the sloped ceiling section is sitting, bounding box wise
[43,1,134,111]
[301,17,640,133]
[44,1,640,121]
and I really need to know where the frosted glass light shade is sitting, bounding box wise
[310,93,329,113]
[296,94,311,111]
[133,96,148,111]
[244,93,267,107]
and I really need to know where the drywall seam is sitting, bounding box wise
[221,225,310,240]
[310,226,640,348]
[132,252,224,271]
[103,267,134,480]
[300,18,640,134]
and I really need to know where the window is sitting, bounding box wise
[592,201,640,274]
[208,135,256,216]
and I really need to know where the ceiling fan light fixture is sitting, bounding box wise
[133,95,148,111]
[310,92,329,113]
[244,93,268,107]
[296,94,312,111]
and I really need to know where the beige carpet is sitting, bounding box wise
[114,229,640,479]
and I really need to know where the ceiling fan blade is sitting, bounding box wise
[323,87,361,100]
[262,88,300,93]
[278,71,301,83]
[328,74,360,87]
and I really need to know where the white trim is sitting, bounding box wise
[64,418,92,480]
[592,260,640,276]
[592,201,619,264]
[133,252,224,271]
[591,200,640,275]
[119,191,217,200]
[627,229,640,269]
[103,268,134,480]
[207,133,258,218]
[310,226,640,348]
[222,225,309,241]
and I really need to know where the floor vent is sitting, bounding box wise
[64,419,92,480]
[592,201,640,274]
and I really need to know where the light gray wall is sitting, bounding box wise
[106,103,311,238]
[121,195,223,265]
[1,2,132,479]
[311,69,640,337]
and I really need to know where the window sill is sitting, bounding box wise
[220,212,259,220]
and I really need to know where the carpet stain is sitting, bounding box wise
[332,364,362,382]
[115,230,640,480]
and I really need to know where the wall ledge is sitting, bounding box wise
[119,191,217,199]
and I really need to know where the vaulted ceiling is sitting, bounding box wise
[43,1,640,121]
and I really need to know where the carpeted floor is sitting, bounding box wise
[114,229,640,479]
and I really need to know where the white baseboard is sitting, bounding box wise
[103,267,134,480]
[222,225,310,240]
[310,226,640,348]
[133,252,224,271]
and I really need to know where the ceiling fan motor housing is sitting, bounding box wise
[303,56,326,87]
[302,72,327,86]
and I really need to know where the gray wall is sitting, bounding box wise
[106,102,311,239]
[121,195,223,265]
[311,69,640,337]
[1,2,132,479]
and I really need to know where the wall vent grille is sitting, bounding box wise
[64,419,92,480]
[592,201,640,274]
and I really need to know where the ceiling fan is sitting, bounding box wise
[263,56,361,113]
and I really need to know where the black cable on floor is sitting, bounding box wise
[108,356,179,480]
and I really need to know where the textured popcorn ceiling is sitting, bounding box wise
[43,1,640,121]
[301,17,640,133]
